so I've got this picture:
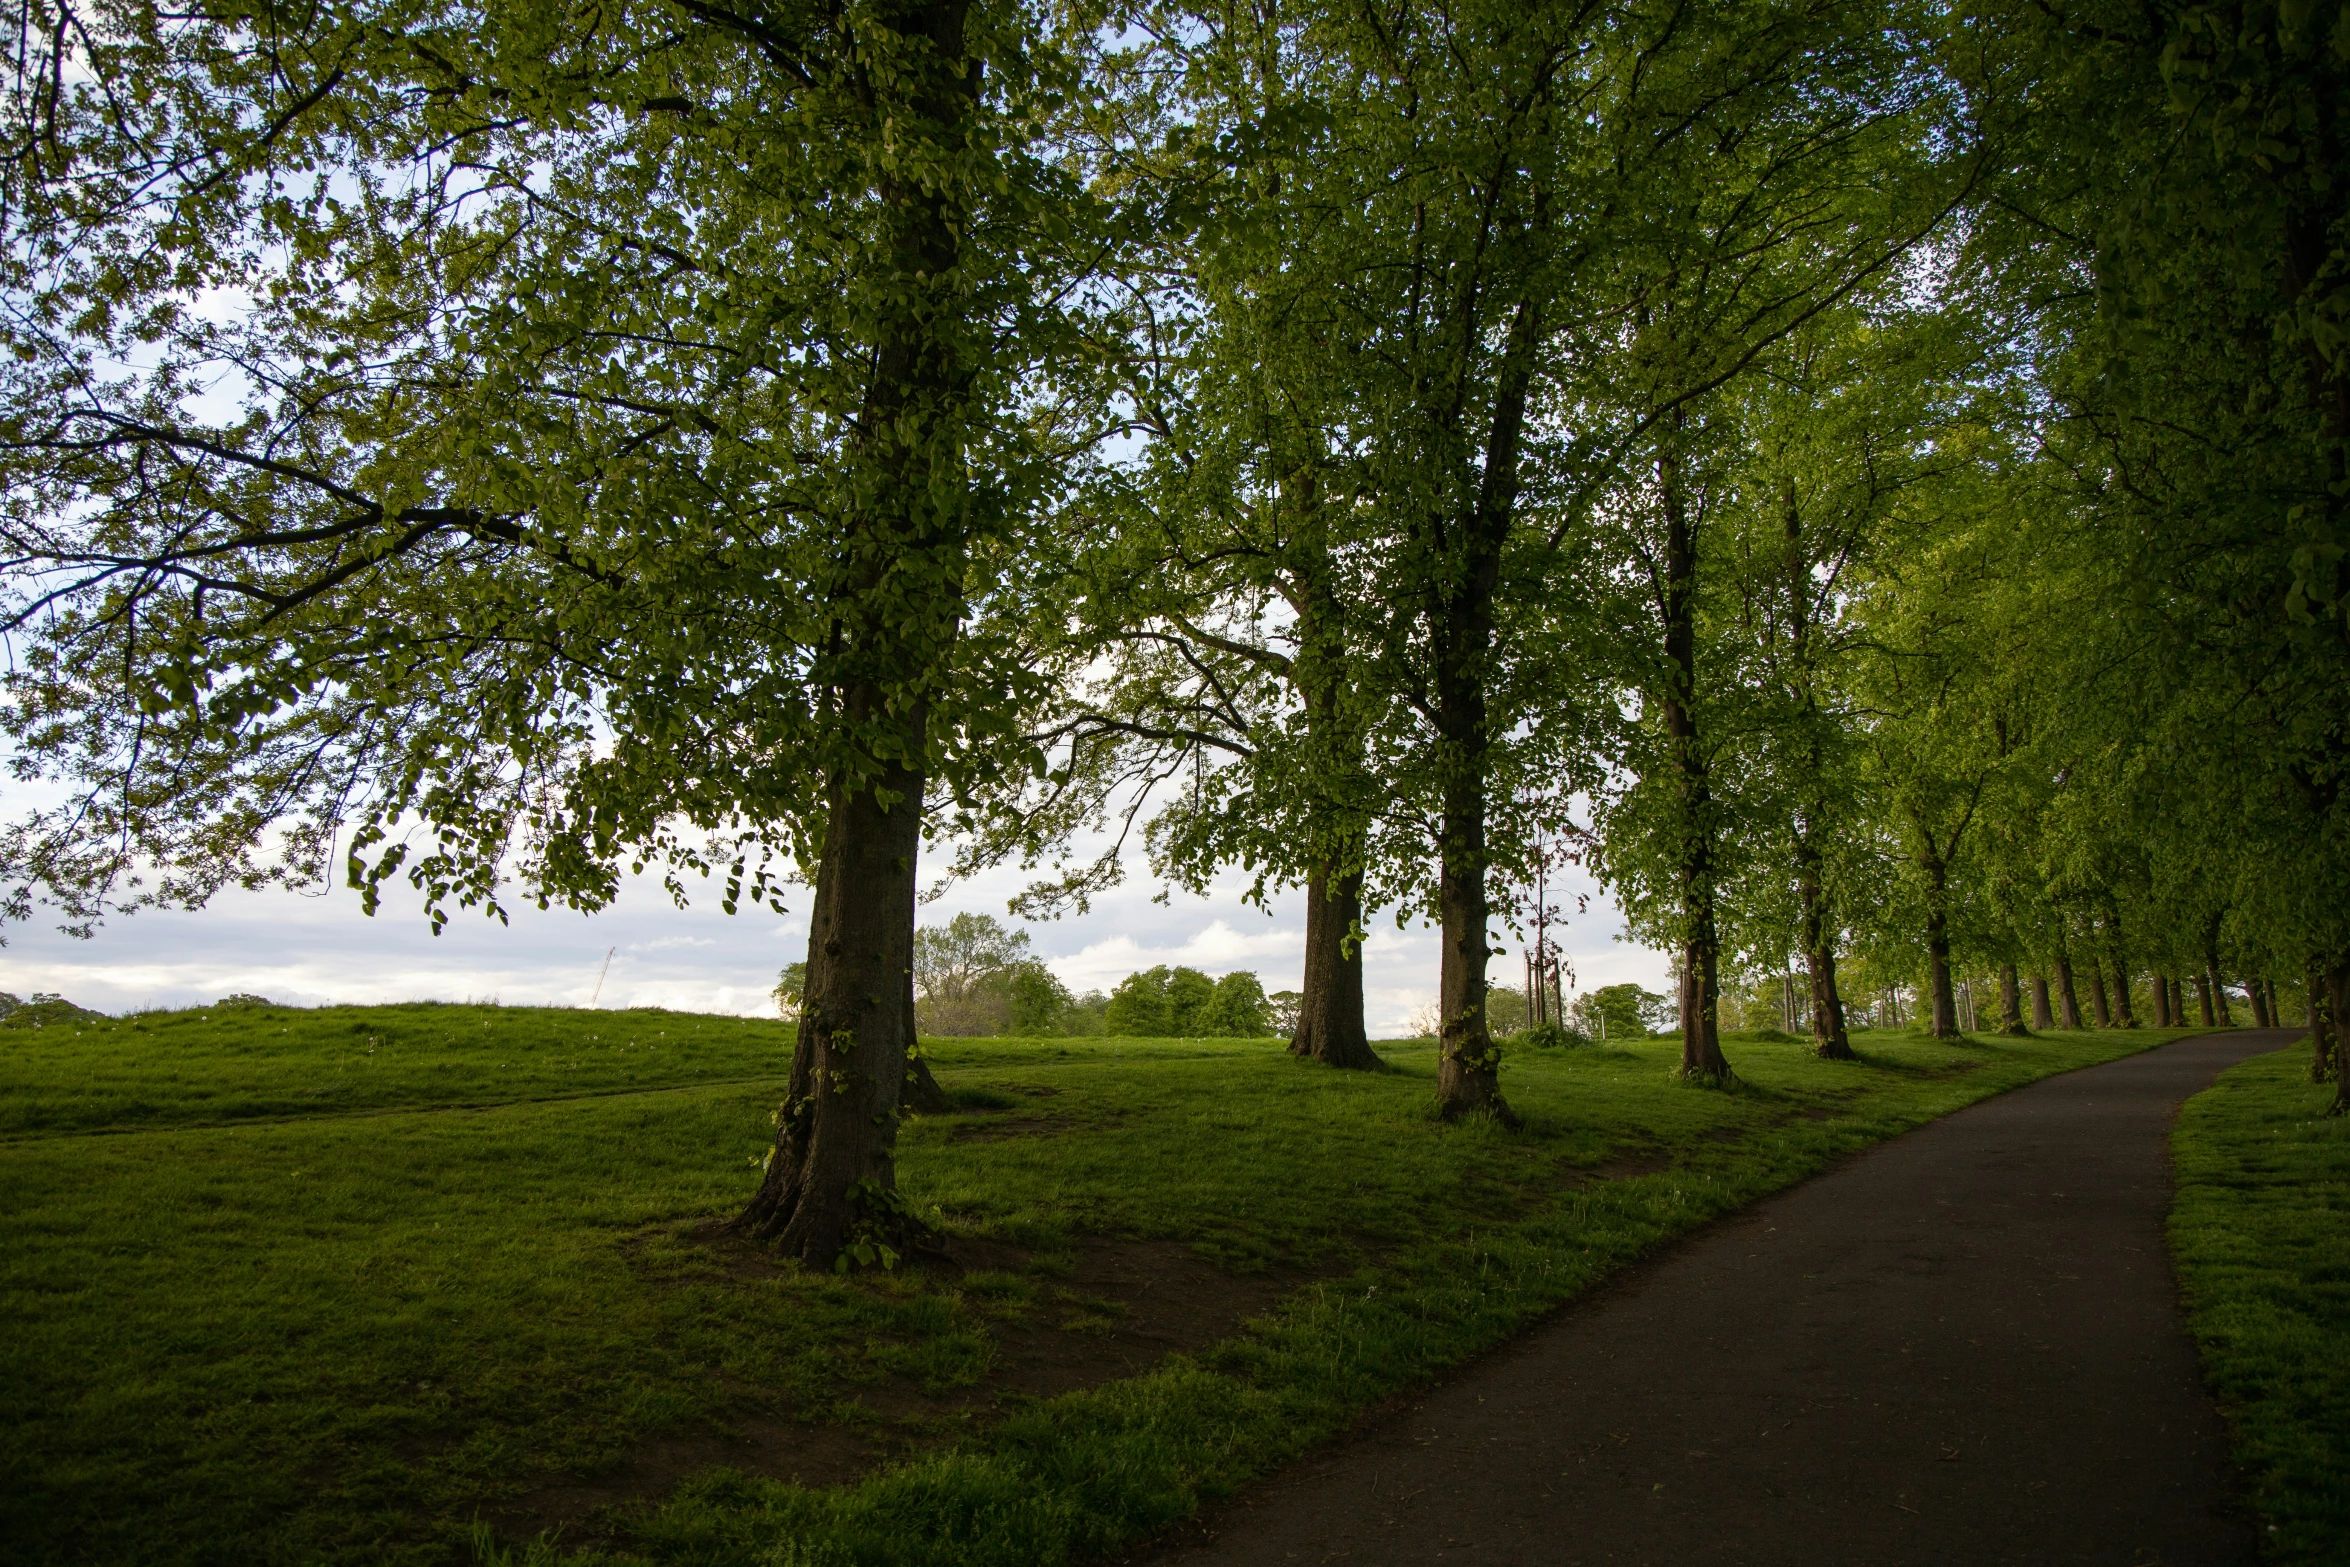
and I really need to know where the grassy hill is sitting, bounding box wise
[0,1002,2173,1567]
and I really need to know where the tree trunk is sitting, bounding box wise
[737,1,978,1265]
[2312,971,2338,1084]
[2249,979,2273,1029]
[2169,977,2186,1026]
[738,694,931,1265]
[1660,434,1731,1082]
[2191,974,2214,1026]
[1292,862,1382,1069]
[2031,973,2055,1030]
[1428,297,1541,1124]
[2105,914,2138,1027]
[1998,964,2027,1035]
[2088,959,2112,1028]
[2049,920,2086,1029]
[2151,972,2174,1028]
[1795,836,1852,1059]
[1781,475,1849,1062]
[1921,853,1960,1038]
[2327,962,2350,1116]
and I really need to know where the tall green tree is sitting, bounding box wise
[0,0,1118,1260]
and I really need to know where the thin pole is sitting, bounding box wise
[590,946,616,1007]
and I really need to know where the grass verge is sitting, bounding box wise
[0,1006,2180,1567]
[2170,1044,2350,1565]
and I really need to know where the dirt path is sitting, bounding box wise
[1153,1030,2290,1567]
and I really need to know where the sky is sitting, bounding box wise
[0,832,1676,1036]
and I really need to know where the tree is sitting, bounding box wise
[0,0,1115,1264]
[1203,971,1271,1036]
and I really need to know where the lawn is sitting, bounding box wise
[2170,1044,2350,1566]
[0,1004,2176,1567]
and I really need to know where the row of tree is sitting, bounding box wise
[6,0,2347,1263]
[815,911,1281,1037]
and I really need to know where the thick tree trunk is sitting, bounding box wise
[1780,477,1849,1062]
[2250,979,2274,1029]
[1998,964,2027,1035]
[1794,836,1852,1059]
[2327,962,2350,1116]
[2152,973,2174,1028]
[2310,974,2333,1082]
[2088,960,2113,1028]
[1292,863,1382,1069]
[2031,974,2055,1030]
[2312,971,2338,1084]
[2194,974,2216,1027]
[738,695,931,1265]
[1921,857,1960,1038]
[2105,914,2138,1027]
[2170,977,2186,1026]
[1428,297,1540,1124]
[2054,954,2083,1028]
[1660,437,1731,1082]
[738,1,977,1265]
[2209,971,2234,1026]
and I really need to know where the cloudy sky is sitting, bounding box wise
[0,834,1675,1036]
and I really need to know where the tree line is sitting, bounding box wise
[4,0,2346,1265]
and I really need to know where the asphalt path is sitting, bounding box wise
[1154,1030,2291,1567]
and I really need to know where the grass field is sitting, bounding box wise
[0,1002,2179,1567]
[2170,1044,2350,1566]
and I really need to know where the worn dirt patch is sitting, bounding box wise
[494,1231,1309,1546]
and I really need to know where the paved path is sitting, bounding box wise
[1156,1031,2291,1567]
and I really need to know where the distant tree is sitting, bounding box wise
[1571,984,1667,1040]
[774,963,809,1024]
[1267,990,1305,1037]
[1203,972,1271,1036]
[1487,984,1531,1038]
[1005,963,1074,1036]
[1166,968,1217,1035]
[913,914,1032,1037]
[1104,967,1175,1036]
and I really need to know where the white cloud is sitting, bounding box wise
[0,830,1672,1037]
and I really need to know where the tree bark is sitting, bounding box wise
[2049,920,2086,1029]
[1795,838,1852,1059]
[2194,974,2217,1027]
[1428,297,1541,1124]
[738,693,931,1265]
[1920,850,1960,1038]
[1780,475,1850,1062]
[1660,433,1731,1082]
[2031,973,2055,1030]
[2088,958,2112,1028]
[2105,914,2137,1027]
[2248,979,2272,1028]
[2327,961,2350,1116]
[2312,970,2338,1084]
[1291,862,1382,1069]
[2151,972,2174,1028]
[737,0,977,1266]
[1998,963,2027,1035]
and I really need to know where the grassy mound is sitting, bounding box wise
[2171,1044,2350,1564]
[0,1006,2175,1566]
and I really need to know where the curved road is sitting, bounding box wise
[1156,1030,2290,1567]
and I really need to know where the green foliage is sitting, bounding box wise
[1101,967,1270,1038]
[2172,1045,2350,1563]
[0,991,100,1029]
[1202,971,1272,1037]
[0,1001,2161,1565]
[1571,985,1668,1041]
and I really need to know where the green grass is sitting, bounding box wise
[0,1006,2180,1567]
[2170,1045,2350,1565]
